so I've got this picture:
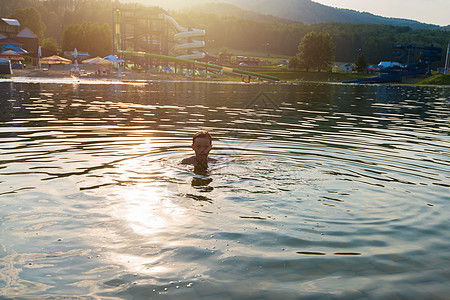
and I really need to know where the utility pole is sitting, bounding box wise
[445,42,449,75]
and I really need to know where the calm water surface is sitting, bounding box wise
[0,78,449,299]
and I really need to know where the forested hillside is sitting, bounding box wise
[185,3,300,25]
[221,0,443,30]
[1,0,448,64]
[127,0,446,30]
[172,9,449,63]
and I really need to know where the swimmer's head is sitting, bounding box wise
[192,130,212,145]
[192,130,212,162]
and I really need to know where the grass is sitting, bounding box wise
[204,47,291,64]
[204,48,449,85]
[418,74,450,85]
[232,66,373,82]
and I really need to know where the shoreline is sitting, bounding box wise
[5,67,449,86]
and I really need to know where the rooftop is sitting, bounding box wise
[17,27,38,39]
[1,18,20,27]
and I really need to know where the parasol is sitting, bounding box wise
[82,56,113,65]
[73,48,79,71]
[2,44,29,54]
[0,50,24,61]
[38,46,41,69]
[39,55,72,65]
[103,55,125,63]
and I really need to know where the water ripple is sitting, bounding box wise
[0,81,449,298]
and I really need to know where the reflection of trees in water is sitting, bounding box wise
[0,82,44,123]
[373,85,450,129]
[0,82,19,123]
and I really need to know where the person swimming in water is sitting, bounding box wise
[181,130,217,168]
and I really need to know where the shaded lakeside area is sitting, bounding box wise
[8,65,449,85]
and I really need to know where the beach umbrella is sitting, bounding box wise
[103,55,125,77]
[163,66,173,72]
[2,44,28,54]
[73,48,79,69]
[103,55,125,63]
[82,56,113,65]
[0,50,22,56]
[39,55,72,65]
[38,46,41,69]
[0,50,24,61]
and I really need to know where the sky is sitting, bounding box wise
[314,0,449,26]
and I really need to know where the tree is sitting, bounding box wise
[61,22,112,57]
[9,6,46,39]
[355,54,368,72]
[288,56,300,70]
[40,37,58,52]
[298,31,335,72]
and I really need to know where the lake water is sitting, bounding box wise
[0,78,449,299]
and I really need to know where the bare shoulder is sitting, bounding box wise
[182,156,218,165]
[208,157,218,163]
[181,156,196,164]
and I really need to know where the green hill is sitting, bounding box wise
[222,0,443,30]
[128,0,446,30]
[183,3,301,25]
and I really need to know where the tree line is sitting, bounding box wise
[172,10,450,64]
[1,0,449,64]
[1,0,115,56]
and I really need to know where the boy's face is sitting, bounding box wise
[192,137,212,161]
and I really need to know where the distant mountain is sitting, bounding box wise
[222,0,443,29]
[127,0,444,30]
[184,3,300,25]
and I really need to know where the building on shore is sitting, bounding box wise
[0,18,39,65]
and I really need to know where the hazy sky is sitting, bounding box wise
[314,0,449,26]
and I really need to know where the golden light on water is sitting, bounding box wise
[90,152,194,276]
[110,186,187,235]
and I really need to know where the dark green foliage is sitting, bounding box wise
[422,74,450,85]
[288,56,300,69]
[356,54,368,72]
[0,0,34,16]
[217,0,442,30]
[298,31,335,71]
[61,22,112,57]
[1,0,449,64]
[133,0,445,30]
[1,0,114,41]
[40,37,58,52]
[171,11,449,63]
[9,6,46,39]
[185,3,299,25]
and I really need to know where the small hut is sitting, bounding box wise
[0,58,12,75]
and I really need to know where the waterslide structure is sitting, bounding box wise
[164,15,206,61]
[118,49,279,81]
[113,9,278,81]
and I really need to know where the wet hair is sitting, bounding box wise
[193,130,212,144]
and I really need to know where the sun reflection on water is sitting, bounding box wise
[88,152,196,277]
[109,186,187,235]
